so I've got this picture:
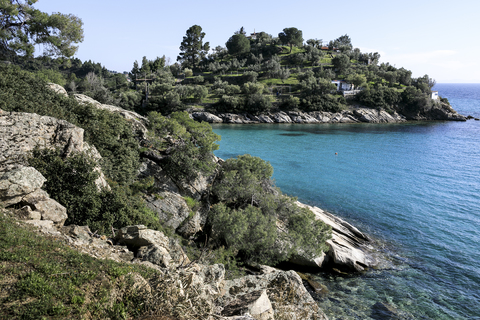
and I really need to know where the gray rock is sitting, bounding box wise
[16,205,41,220]
[137,244,172,267]
[371,301,403,320]
[221,290,274,320]
[288,111,319,124]
[271,111,292,123]
[220,113,248,124]
[138,159,180,194]
[219,270,327,320]
[0,166,46,205]
[176,209,203,238]
[192,112,223,123]
[74,94,149,138]
[115,225,169,247]
[256,114,274,123]
[144,191,191,230]
[353,108,406,123]
[24,219,55,230]
[115,225,189,267]
[61,225,91,241]
[23,189,67,226]
[0,111,109,190]
[296,202,377,272]
[47,83,68,97]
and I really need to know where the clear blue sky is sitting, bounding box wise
[35,0,480,83]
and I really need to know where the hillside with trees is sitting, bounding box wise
[3,20,454,121]
[0,3,465,318]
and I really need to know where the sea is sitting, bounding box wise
[211,83,480,319]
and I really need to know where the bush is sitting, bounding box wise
[184,68,193,77]
[242,71,258,83]
[147,111,220,183]
[215,95,244,113]
[244,93,272,114]
[28,148,160,233]
[209,155,331,265]
[242,82,264,95]
[279,95,300,111]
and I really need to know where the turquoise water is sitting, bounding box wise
[211,84,480,319]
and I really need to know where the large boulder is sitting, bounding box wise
[138,159,207,237]
[218,270,327,320]
[295,202,377,272]
[0,166,46,206]
[0,110,109,190]
[0,166,67,226]
[114,225,189,267]
[0,111,84,171]
[221,290,274,320]
[192,111,223,123]
[22,189,67,226]
[144,191,191,230]
[47,83,68,97]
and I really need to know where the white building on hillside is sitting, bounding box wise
[331,80,353,91]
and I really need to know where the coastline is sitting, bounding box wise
[191,104,470,124]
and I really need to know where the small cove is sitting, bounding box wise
[211,83,480,319]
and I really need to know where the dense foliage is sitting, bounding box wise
[28,148,160,233]
[0,0,84,59]
[209,155,331,264]
[146,111,220,182]
[3,24,444,118]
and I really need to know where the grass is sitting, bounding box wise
[277,46,305,56]
[259,77,299,86]
[0,210,159,319]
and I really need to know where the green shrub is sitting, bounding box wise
[210,154,331,265]
[244,93,272,114]
[279,95,300,111]
[28,148,160,233]
[147,111,220,183]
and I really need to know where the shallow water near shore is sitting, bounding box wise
[211,83,480,319]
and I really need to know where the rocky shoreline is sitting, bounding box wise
[190,102,469,125]
[0,85,390,319]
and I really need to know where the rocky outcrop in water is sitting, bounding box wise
[292,202,377,272]
[397,101,467,121]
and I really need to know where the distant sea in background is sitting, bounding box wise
[211,83,480,319]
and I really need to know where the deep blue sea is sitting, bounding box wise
[211,83,480,319]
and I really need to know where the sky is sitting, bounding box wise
[34,0,480,83]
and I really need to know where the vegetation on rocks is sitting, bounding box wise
[1,4,451,317]
[0,212,159,319]
[0,61,331,270]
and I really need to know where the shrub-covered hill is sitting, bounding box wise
[0,63,333,271]
[10,33,458,120]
